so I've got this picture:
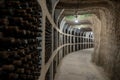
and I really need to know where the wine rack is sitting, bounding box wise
[58,32,60,46]
[46,0,52,15]
[45,67,51,80]
[53,57,57,79]
[45,18,52,63]
[65,35,67,43]
[62,35,64,45]
[53,28,57,51]
[75,37,77,51]
[0,0,42,80]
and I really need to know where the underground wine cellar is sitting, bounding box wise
[0,0,120,80]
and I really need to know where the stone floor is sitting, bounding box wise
[54,48,109,80]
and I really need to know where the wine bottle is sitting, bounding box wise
[0,18,9,25]
[21,57,28,64]
[0,51,9,59]
[26,54,32,60]
[19,74,27,80]
[24,69,31,75]
[3,26,19,37]
[13,9,27,18]
[20,2,29,9]
[6,1,22,9]
[13,60,22,66]
[0,38,17,49]
[18,49,26,57]
[2,65,15,71]
[0,9,14,18]
[8,73,19,80]
[16,68,24,74]
[8,17,23,26]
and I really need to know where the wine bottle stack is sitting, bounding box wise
[0,0,42,80]
[53,28,57,51]
[46,0,52,15]
[53,58,57,79]
[45,68,51,80]
[45,18,52,63]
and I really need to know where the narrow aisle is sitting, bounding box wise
[54,48,109,80]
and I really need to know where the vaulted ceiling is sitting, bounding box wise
[56,0,110,9]
[54,0,118,32]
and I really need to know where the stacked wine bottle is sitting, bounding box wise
[0,0,42,80]
[45,18,52,63]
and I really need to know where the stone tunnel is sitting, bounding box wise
[0,0,120,80]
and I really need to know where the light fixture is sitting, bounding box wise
[78,27,81,29]
[75,18,78,23]
[74,11,78,23]
[74,0,79,23]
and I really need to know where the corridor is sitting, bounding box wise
[0,0,120,80]
[54,49,109,80]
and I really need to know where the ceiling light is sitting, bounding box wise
[74,11,79,23]
[75,19,78,23]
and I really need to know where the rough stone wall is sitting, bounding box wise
[98,9,116,78]
[112,3,120,80]
[91,14,102,65]
[92,2,120,80]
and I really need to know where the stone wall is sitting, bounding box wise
[112,3,120,80]
[92,2,120,80]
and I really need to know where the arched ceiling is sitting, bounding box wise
[56,0,111,9]
[56,0,112,21]
[55,0,115,33]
